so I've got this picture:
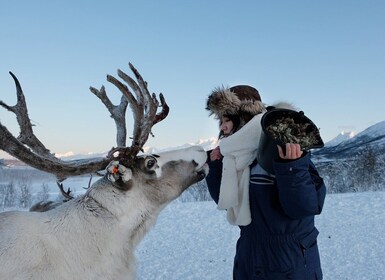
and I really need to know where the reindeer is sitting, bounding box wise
[0,63,208,280]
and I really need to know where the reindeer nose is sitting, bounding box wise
[188,145,207,169]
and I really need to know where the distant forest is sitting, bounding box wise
[315,146,385,193]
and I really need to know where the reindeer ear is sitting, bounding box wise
[107,161,133,191]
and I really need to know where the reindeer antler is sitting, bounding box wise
[92,63,169,164]
[0,63,169,180]
[0,72,55,159]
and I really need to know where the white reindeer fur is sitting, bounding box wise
[0,145,208,280]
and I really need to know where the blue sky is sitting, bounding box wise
[1,0,384,158]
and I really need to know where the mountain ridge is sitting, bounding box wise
[313,120,385,161]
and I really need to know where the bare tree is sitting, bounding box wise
[0,182,16,209]
[316,146,385,193]
[180,179,212,202]
[18,183,32,209]
[35,183,50,203]
[353,146,383,191]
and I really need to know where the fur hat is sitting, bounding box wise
[206,85,265,127]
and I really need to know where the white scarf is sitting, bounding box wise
[218,114,263,226]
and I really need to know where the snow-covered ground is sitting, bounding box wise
[1,170,384,279]
[136,191,385,280]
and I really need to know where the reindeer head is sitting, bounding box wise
[85,146,208,210]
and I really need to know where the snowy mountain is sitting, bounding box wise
[143,137,218,154]
[313,121,385,161]
[324,131,356,147]
[54,138,219,161]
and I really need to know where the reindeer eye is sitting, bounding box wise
[145,157,156,169]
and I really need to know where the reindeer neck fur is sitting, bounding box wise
[82,177,164,247]
[86,180,159,246]
[2,177,163,280]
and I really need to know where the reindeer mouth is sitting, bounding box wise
[196,163,209,180]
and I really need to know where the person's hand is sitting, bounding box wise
[210,146,222,161]
[277,143,303,160]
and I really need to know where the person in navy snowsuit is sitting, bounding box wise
[205,85,326,280]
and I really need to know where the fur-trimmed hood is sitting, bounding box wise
[206,85,265,120]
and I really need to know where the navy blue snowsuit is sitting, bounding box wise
[206,152,326,280]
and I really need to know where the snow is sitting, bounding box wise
[136,191,385,280]
[325,131,356,147]
[361,121,385,138]
[1,171,384,279]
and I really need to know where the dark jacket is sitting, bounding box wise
[205,152,326,280]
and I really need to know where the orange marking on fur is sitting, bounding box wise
[113,166,119,174]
